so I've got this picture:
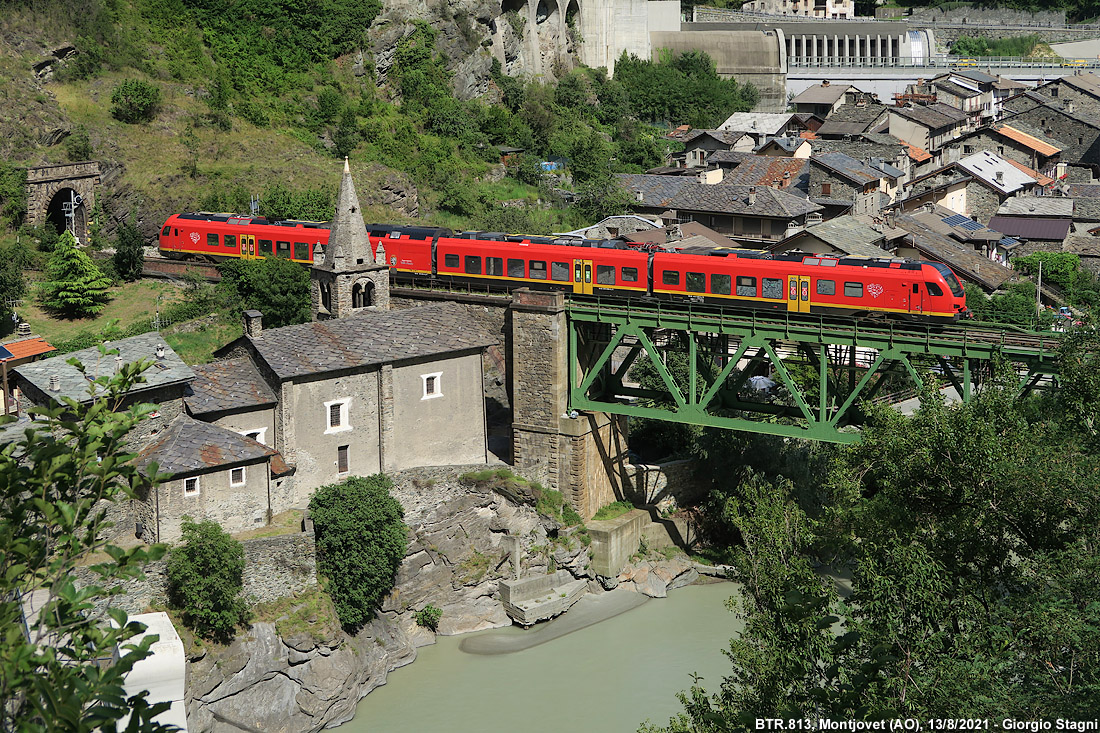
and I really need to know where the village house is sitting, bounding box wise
[755,136,813,158]
[789,82,874,118]
[903,70,997,129]
[890,208,1016,293]
[1000,89,1100,168]
[675,129,754,168]
[617,173,823,243]
[901,151,1048,225]
[808,152,900,216]
[768,215,895,258]
[717,112,802,147]
[740,0,854,18]
[888,103,970,155]
[709,154,809,191]
[814,102,890,139]
[942,122,1064,178]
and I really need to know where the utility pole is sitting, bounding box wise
[1036,259,1043,325]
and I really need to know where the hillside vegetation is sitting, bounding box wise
[0,0,757,246]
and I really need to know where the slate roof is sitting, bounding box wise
[217,302,494,381]
[1066,183,1100,198]
[708,150,757,165]
[136,415,277,477]
[790,83,852,106]
[185,358,277,416]
[987,215,1072,241]
[811,152,882,184]
[719,155,808,188]
[956,151,1036,195]
[756,136,806,154]
[14,332,193,405]
[718,112,795,136]
[1060,235,1100,255]
[935,79,982,100]
[817,120,872,137]
[951,69,997,85]
[783,217,891,258]
[891,103,967,130]
[1058,73,1100,100]
[618,174,823,219]
[997,197,1073,217]
[681,129,748,147]
[892,212,1014,291]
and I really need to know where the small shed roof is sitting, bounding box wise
[136,415,277,477]
[718,112,794,136]
[0,337,55,363]
[790,83,852,106]
[987,215,1072,241]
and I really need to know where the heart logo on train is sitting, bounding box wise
[867,283,884,298]
[189,232,200,244]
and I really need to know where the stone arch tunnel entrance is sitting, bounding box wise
[25,161,100,245]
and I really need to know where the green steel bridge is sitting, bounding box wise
[567,298,1066,444]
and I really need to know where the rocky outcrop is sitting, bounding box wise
[186,466,592,731]
[616,557,704,599]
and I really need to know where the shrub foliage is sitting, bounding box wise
[309,475,408,631]
[110,79,161,123]
[39,231,112,318]
[166,517,250,641]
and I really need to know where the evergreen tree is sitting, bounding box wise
[40,231,112,318]
[112,215,145,282]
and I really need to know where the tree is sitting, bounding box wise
[113,215,145,282]
[309,475,407,631]
[110,79,161,124]
[572,176,633,222]
[166,517,250,641]
[39,230,112,318]
[0,351,172,731]
[217,255,311,328]
[0,245,25,335]
[65,125,93,162]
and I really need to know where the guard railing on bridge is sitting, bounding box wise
[787,55,1100,68]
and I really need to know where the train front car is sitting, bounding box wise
[158,214,187,259]
[922,262,970,321]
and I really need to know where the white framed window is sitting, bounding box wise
[324,398,352,434]
[240,428,268,446]
[230,467,246,486]
[184,477,200,496]
[421,372,443,400]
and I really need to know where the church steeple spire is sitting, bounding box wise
[324,156,373,270]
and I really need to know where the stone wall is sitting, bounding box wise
[75,530,317,617]
[965,179,1004,225]
[622,459,703,507]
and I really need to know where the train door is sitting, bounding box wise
[910,283,924,314]
[241,234,256,260]
[787,275,811,313]
[573,259,593,295]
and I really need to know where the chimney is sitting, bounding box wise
[48,374,60,392]
[822,80,830,87]
[115,354,123,374]
[1066,100,1076,113]
[995,171,1004,184]
[156,343,165,359]
[748,186,757,205]
[243,309,263,337]
[634,189,644,202]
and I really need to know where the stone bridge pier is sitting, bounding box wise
[509,289,630,519]
[25,161,101,244]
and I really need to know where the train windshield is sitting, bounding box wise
[930,263,965,297]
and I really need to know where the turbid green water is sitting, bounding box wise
[342,581,742,733]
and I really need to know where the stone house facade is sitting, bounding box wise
[941,124,1063,176]
[1001,93,1100,167]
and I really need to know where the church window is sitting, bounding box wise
[324,398,352,434]
[184,477,200,496]
[421,372,443,400]
[230,467,246,486]
[352,281,374,308]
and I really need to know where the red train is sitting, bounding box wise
[158,213,969,322]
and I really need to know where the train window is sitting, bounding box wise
[371,229,390,238]
[530,261,547,280]
[685,272,706,293]
[551,262,569,281]
[259,239,273,255]
[294,242,309,260]
[803,257,820,266]
[389,231,402,239]
[487,257,504,276]
[622,267,639,283]
[444,253,459,268]
[711,274,731,295]
[508,258,525,278]
[816,279,836,295]
[596,265,616,285]
[762,278,784,299]
[844,282,864,298]
[207,233,218,247]
[224,234,237,248]
[925,282,944,296]
[736,276,757,297]
[277,241,291,258]
[464,256,482,275]
[162,226,170,236]
[174,228,179,236]
[662,271,680,286]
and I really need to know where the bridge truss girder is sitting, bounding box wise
[567,302,1063,444]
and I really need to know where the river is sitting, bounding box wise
[341,581,743,733]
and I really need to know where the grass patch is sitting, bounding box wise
[253,586,339,643]
[459,468,582,526]
[458,549,491,583]
[19,279,184,346]
[591,500,635,522]
[231,509,303,541]
[164,316,243,365]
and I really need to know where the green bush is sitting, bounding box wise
[310,475,408,631]
[166,517,251,641]
[112,215,144,281]
[65,125,93,162]
[110,79,161,124]
[217,256,311,328]
[415,604,443,630]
